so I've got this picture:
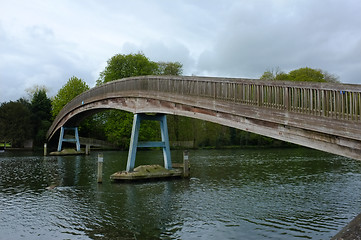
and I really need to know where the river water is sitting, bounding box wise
[1,148,361,239]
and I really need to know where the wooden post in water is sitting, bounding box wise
[183,150,190,178]
[97,153,103,183]
[85,144,90,155]
[44,143,47,156]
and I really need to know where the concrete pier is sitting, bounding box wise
[110,165,183,181]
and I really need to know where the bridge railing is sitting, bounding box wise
[55,76,361,126]
[142,76,361,121]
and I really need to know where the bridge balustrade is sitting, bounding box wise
[54,76,361,127]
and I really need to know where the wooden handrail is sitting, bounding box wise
[50,75,361,140]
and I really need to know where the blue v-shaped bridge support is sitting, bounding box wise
[126,113,172,172]
[57,126,80,152]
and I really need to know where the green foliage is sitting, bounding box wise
[275,72,290,81]
[97,53,184,85]
[31,89,52,146]
[260,71,275,80]
[0,100,33,147]
[260,67,339,83]
[0,88,53,148]
[288,67,324,82]
[31,89,52,122]
[156,62,183,76]
[26,85,49,100]
[97,53,159,85]
[52,76,89,118]
[103,111,133,148]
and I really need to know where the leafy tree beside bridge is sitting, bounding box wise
[0,88,52,148]
[260,67,339,83]
[52,76,89,118]
[0,100,33,147]
[31,88,52,146]
[96,53,183,85]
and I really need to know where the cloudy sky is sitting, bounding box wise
[1,0,360,102]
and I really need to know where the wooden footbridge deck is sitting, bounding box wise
[47,75,361,161]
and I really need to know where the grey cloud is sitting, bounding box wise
[1,0,360,103]
[0,24,94,102]
[196,0,361,83]
[122,40,196,75]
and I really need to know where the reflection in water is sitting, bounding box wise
[1,148,361,239]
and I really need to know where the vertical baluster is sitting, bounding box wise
[309,89,312,114]
[234,83,237,101]
[259,85,263,106]
[358,92,361,121]
[336,91,341,118]
[284,87,289,110]
[345,91,350,120]
[352,92,355,120]
[294,88,299,112]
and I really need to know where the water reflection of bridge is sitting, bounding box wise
[47,75,361,161]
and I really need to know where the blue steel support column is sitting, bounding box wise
[57,126,81,152]
[160,115,172,169]
[125,113,172,172]
[74,127,80,152]
[126,114,141,172]
[57,126,65,152]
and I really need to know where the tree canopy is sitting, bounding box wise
[97,53,159,85]
[31,89,52,146]
[0,100,33,147]
[156,62,183,76]
[97,53,183,85]
[52,76,89,118]
[0,88,53,148]
[260,67,339,83]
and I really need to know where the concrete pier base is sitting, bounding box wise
[110,165,183,181]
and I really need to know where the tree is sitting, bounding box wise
[0,100,33,147]
[260,67,339,83]
[260,71,276,81]
[321,70,340,83]
[26,85,49,100]
[156,62,183,76]
[260,67,284,81]
[52,76,89,118]
[30,89,52,146]
[288,67,324,82]
[97,53,159,85]
[31,89,52,122]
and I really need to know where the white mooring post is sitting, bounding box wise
[44,143,47,156]
[97,153,103,183]
[85,144,90,155]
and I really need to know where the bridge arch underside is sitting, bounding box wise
[49,93,361,161]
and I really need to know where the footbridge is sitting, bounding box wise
[47,75,361,161]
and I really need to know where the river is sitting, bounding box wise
[1,148,361,239]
